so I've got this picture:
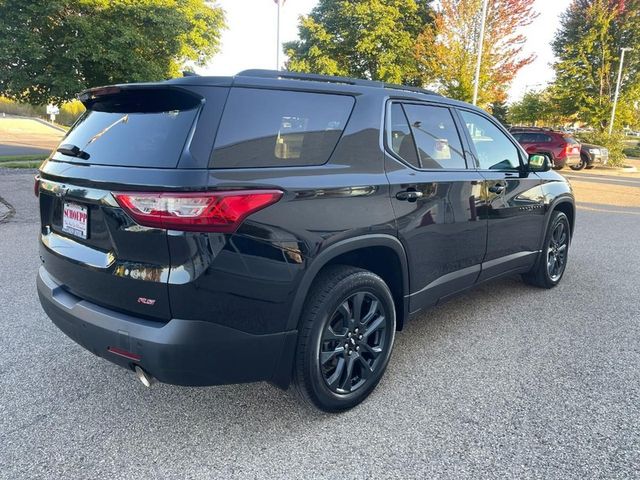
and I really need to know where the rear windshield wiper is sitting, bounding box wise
[84,114,128,148]
[56,143,90,160]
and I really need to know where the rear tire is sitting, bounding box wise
[522,211,570,289]
[293,265,396,412]
[570,154,588,170]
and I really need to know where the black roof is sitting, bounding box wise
[81,69,486,113]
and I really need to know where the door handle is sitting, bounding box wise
[396,189,423,202]
[488,184,506,194]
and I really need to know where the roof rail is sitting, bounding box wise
[237,69,384,88]
[236,69,439,97]
[383,83,440,96]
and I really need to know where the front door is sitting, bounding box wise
[457,109,546,281]
[384,101,487,314]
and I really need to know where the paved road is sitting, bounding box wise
[1,172,639,479]
[563,173,640,187]
[0,144,52,156]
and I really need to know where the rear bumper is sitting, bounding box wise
[562,153,581,167]
[37,266,296,387]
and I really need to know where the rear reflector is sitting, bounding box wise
[113,190,283,233]
[107,346,142,361]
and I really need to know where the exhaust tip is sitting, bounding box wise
[134,365,155,387]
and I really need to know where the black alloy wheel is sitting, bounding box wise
[294,265,396,412]
[547,219,569,281]
[522,211,571,288]
[319,291,389,394]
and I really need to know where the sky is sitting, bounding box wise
[199,0,573,103]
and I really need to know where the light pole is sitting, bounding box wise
[472,0,489,106]
[609,47,633,135]
[275,0,284,70]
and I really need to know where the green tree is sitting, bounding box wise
[551,0,640,130]
[508,92,547,125]
[0,0,225,104]
[489,100,508,124]
[508,90,563,126]
[284,0,432,85]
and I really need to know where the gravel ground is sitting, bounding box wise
[1,172,639,479]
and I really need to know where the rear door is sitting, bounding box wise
[38,85,225,320]
[457,109,546,281]
[384,100,487,313]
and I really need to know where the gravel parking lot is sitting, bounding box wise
[1,171,639,479]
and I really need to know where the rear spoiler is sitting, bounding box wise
[77,84,203,112]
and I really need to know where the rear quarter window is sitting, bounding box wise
[211,88,354,168]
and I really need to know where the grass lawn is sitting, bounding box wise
[0,154,47,168]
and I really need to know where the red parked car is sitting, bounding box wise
[509,127,581,170]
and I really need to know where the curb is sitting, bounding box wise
[0,196,16,223]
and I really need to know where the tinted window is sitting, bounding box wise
[212,88,354,168]
[460,110,520,170]
[56,89,201,168]
[403,104,466,169]
[511,132,527,143]
[388,103,420,168]
[564,136,579,145]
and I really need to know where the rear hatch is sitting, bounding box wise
[38,84,220,321]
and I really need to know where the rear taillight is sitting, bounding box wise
[113,190,283,233]
[564,144,580,155]
[34,175,40,197]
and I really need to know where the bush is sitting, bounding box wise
[0,97,84,126]
[622,141,640,158]
[57,100,85,126]
[577,130,627,167]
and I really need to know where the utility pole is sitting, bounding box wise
[609,47,633,135]
[275,0,283,70]
[472,0,489,106]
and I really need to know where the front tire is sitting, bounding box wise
[552,158,565,170]
[293,265,396,412]
[522,211,570,288]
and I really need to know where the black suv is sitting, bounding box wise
[36,70,575,411]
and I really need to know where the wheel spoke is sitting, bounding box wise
[320,346,345,365]
[322,326,346,342]
[557,244,567,253]
[339,355,356,391]
[352,292,365,322]
[361,299,379,326]
[325,357,346,389]
[363,315,385,338]
[357,354,373,379]
[359,342,382,358]
[337,301,350,321]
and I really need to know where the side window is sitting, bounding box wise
[460,110,521,170]
[389,103,420,168]
[403,104,466,169]
[211,88,354,168]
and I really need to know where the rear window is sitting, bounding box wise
[211,88,354,168]
[512,132,551,143]
[54,88,201,168]
[564,136,579,144]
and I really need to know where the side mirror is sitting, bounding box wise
[528,153,551,172]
